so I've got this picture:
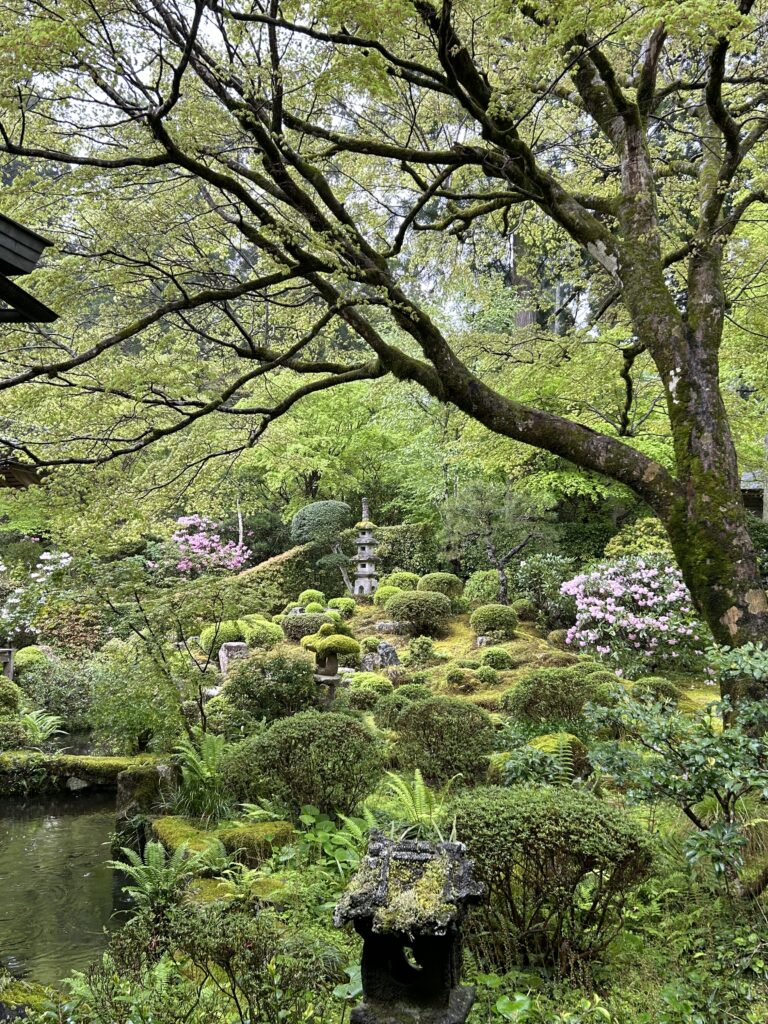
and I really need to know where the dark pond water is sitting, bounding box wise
[0,792,130,987]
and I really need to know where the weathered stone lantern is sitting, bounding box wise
[334,831,483,1024]
[353,498,379,598]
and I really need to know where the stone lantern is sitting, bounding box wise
[334,831,483,1024]
[353,498,379,599]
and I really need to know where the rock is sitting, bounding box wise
[377,641,401,667]
[219,641,249,675]
[287,606,304,615]
[66,776,89,791]
[362,640,402,673]
[475,636,492,647]
[375,620,406,635]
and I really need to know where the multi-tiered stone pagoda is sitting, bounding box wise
[353,498,379,598]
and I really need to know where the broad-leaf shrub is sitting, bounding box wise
[225,648,317,723]
[394,696,494,784]
[561,556,704,677]
[15,655,92,730]
[453,786,653,971]
[386,591,452,636]
[588,695,768,890]
[470,604,518,640]
[172,515,251,573]
[0,719,27,751]
[631,675,681,705]
[220,710,384,815]
[509,554,576,629]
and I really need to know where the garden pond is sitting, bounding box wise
[0,791,130,987]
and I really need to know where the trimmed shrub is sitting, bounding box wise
[298,589,326,607]
[303,601,324,614]
[444,668,478,694]
[220,711,383,815]
[0,678,23,716]
[502,666,601,724]
[452,786,653,970]
[512,598,537,622]
[240,619,284,651]
[394,697,495,784]
[404,635,439,667]
[361,636,381,653]
[13,646,48,679]
[373,685,432,728]
[417,572,464,599]
[224,647,317,723]
[373,585,402,607]
[509,554,576,630]
[386,591,452,636]
[470,604,518,640]
[480,647,514,671]
[381,571,420,590]
[0,719,27,751]
[632,675,682,704]
[464,570,501,607]
[281,613,332,642]
[476,665,499,687]
[199,620,244,657]
[328,597,355,619]
[349,673,393,697]
[346,688,380,711]
[395,683,433,702]
[291,502,352,547]
[308,634,361,666]
[547,628,570,650]
[451,595,470,614]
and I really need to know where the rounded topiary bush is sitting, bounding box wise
[470,604,518,640]
[199,620,245,657]
[464,570,501,607]
[547,628,570,650]
[417,572,464,599]
[308,634,361,668]
[381,571,420,590]
[281,613,333,642]
[444,666,477,693]
[475,665,499,687]
[298,589,326,607]
[240,618,285,651]
[394,696,495,784]
[220,710,384,815]
[632,675,681,704]
[13,646,49,679]
[480,647,514,670]
[349,672,393,697]
[373,585,402,607]
[328,597,356,619]
[386,591,452,636]
[224,647,317,723]
[373,686,432,728]
[204,693,256,741]
[512,598,537,622]
[395,683,433,701]
[502,665,601,724]
[0,678,23,716]
[304,601,326,614]
[452,786,653,970]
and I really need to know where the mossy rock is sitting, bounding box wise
[0,752,160,798]
[0,977,54,1016]
[151,815,293,867]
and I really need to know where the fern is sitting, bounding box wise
[171,730,232,822]
[383,769,454,841]
[109,840,200,915]
[552,738,575,787]
[20,710,66,747]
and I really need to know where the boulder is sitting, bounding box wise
[219,641,249,675]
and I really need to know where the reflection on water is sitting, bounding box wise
[0,791,130,987]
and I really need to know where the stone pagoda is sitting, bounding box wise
[353,498,379,598]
